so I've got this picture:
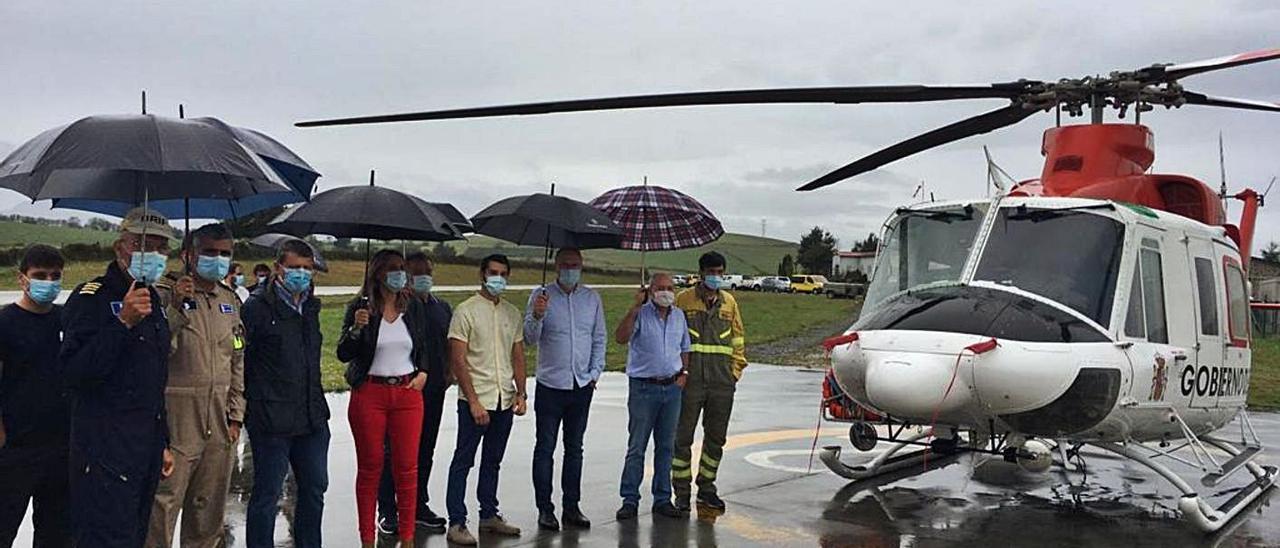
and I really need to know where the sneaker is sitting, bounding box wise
[654,502,685,518]
[376,515,399,537]
[478,515,522,536]
[416,506,447,533]
[615,503,638,521]
[446,524,477,546]
[697,492,727,511]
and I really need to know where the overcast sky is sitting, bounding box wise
[1,0,1278,249]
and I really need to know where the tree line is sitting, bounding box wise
[775,226,878,281]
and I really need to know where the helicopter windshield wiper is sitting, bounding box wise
[1006,203,1114,222]
[895,204,975,223]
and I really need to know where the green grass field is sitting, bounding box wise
[1250,338,1280,410]
[0,221,117,247]
[317,288,859,392]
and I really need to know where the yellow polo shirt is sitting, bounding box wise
[448,293,524,411]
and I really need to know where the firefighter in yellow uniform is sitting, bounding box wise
[146,224,246,547]
[671,252,745,515]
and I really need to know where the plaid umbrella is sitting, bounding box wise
[589,184,723,251]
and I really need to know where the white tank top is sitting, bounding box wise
[368,317,415,377]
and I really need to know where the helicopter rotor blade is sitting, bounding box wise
[295,85,1030,127]
[1156,47,1280,81]
[797,104,1041,191]
[1183,91,1280,113]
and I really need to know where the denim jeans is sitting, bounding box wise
[446,400,514,526]
[245,423,330,548]
[619,379,683,508]
[532,382,593,513]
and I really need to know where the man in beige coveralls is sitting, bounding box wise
[146,223,246,547]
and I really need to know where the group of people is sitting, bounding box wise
[0,206,749,548]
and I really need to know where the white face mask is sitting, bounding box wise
[652,290,676,308]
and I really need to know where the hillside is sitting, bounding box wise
[0,220,117,247]
[455,232,796,275]
[0,220,797,275]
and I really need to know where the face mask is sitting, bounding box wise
[26,278,61,305]
[257,275,267,285]
[128,251,168,285]
[484,275,507,296]
[195,254,231,282]
[282,267,313,294]
[703,275,724,291]
[652,290,676,308]
[385,270,407,291]
[558,268,582,287]
[413,274,434,295]
[234,274,245,287]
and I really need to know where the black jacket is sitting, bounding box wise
[59,261,170,479]
[241,283,329,437]
[337,297,433,388]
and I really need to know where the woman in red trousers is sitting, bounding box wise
[338,250,430,547]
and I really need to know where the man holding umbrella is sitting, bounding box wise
[524,248,605,531]
[147,223,245,547]
[60,207,177,547]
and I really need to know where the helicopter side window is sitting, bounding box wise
[1224,259,1250,346]
[1124,267,1145,338]
[1139,240,1169,344]
[1193,257,1220,336]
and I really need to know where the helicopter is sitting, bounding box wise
[297,47,1280,532]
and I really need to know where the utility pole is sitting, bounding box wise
[761,219,767,238]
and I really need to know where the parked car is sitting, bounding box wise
[761,276,791,292]
[823,281,866,299]
[723,275,745,289]
[672,274,689,287]
[789,274,828,294]
[741,276,764,291]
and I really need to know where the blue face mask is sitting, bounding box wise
[128,251,168,285]
[195,254,231,282]
[26,278,60,305]
[703,275,724,291]
[234,274,245,287]
[257,275,267,286]
[558,268,582,287]
[484,275,507,296]
[282,268,313,294]
[413,274,433,295]
[385,270,407,291]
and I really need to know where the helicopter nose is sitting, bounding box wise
[862,350,978,422]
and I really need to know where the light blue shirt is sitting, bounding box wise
[625,302,691,379]
[273,281,308,315]
[523,282,606,389]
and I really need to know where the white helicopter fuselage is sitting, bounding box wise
[830,195,1251,444]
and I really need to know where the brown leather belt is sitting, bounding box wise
[368,373,416,386]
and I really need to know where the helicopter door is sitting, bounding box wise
[1123,232,1179,404]
[1186,238,1225,409]
[1220,255,1252,407]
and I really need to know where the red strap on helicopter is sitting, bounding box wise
[821,332,859,351]
[923,338,998,470]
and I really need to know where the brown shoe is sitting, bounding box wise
[447,524,477,545]
[478,515,522,536]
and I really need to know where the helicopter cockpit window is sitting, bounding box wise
[1124,238,1170,343]
[974,207,1124,327]
[864,205,986,309]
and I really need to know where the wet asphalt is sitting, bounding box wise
[15,364,1280,547]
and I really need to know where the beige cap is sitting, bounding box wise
[120,207,176,240]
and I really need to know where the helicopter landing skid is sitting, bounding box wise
[819,428,964,480]
[1091,439,1277,533]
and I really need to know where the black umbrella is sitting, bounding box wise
[248,233,329,272]
[426,201,474,233]
[0,114,294,206]
[470,186,624,283]
[267,171,465,286]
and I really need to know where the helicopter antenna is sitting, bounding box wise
[984,145,1015,196]
[1262,176,1276,207]
[1219,132,1230,215]
[912,180,924,199]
